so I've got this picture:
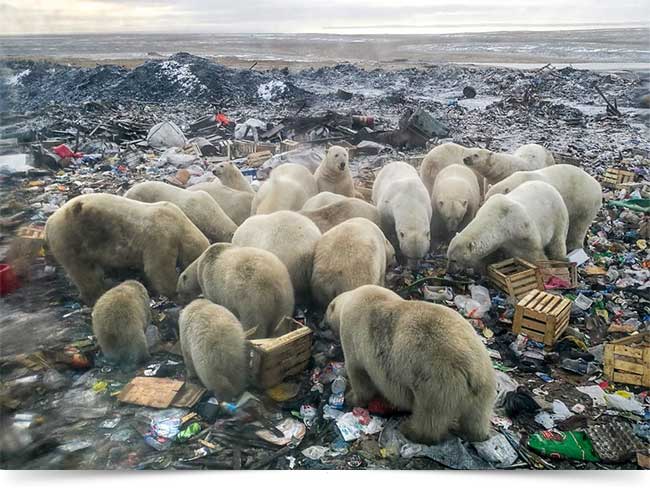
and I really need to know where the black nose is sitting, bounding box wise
[463,157,472,166]
[339,163,345,170]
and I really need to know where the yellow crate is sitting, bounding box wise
[488,258,543,300]
[604,333,650,388]
[513,290,571,348]
[601,168,636,188]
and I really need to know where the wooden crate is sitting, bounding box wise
[537,260,578,289]
[280,140,301,153]
[603,333,650,387]
[487,258,543,300]
[601,168,636,188]
[247,318,313,389]
[513,290,571,348]
[246,150,273,168]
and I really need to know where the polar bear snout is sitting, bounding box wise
[463,155,475,166]
[338,162,346,170]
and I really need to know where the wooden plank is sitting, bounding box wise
[603,345,614,379]
[520,317,549,333]
[538,294,559,313]
[550,300,571,317]
[518,290,539,308]
[612,371,643,386]
[520,328,545,343]
[613,345,644,359]
[250,326,312,354]
[117,377,184,408]
[522,307,547,322]
[613,358,646,375]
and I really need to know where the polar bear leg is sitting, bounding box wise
[400,395,454,444]
[346,363,378,407]
[458,403,492,442]
[182,343,197,379]
[66,260,106,305]
[143,244,179,298]
[566,213,593,251]
[545,231,568,260]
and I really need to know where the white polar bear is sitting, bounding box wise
[252,163,319,214]
[513,143,555,168]
[314,146,355,197]
[430,164,481,240]
[372,161,432,267]
[447,181,569,271]
[302,191,347,211]
[485,164,602,251]
[419,142,485,196]
[463,144,555,185]
[232,210,321,301]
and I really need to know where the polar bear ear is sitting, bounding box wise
[461,199,468,207]
[439,200,444,207]
[467,242,474,252]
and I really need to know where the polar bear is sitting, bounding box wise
[252,163,319,214]
[187,180,253,225]
[419,142,484,196]
[430,164,481,240]
[125,181,236,242]
[447,181,569,271]
[232,211,321,301]
[311,218,395,307]
[324,285,496,444]
[485,164,602,251]
[177,243,294,339]
[513,143,555,168]
[463,144,554,185]
[91,280,151,367]
[45,193,209,304]
[302,191,346,211]
[372,161,432,267]
[179,299,247,400]
[212,161,254,193]
[314,146,355,197]
[300,197,381,233]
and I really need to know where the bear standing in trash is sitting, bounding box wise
[314,145,355,197]
[91,280,151,367]
[179,299,247,401]
[44,193,209,304]
[324,285,496,444]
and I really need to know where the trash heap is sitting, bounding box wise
[1,54,649,470]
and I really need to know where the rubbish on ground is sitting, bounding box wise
[528,430,600,462]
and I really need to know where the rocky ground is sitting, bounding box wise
[0,53,649,470]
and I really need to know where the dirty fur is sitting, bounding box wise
[448,181,569,270]
[324,285,496,444]
[300,197,381,233]
[179,299,247,400]
[187,180,253,225]
[91,280,151,367]
[177,243,294,339]
[419,142,485,195]
[314,145,355,197]
[372,161,431,266]
[430,164,481,241]
[485,164,602,251]
[125,181,236,242]
[311,218,395,307]
[463,143,555,185]
[252,163,319,214]
[45,193,209,304]
[232,210,321,301]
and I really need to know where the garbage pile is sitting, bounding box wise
[1,54,649,470]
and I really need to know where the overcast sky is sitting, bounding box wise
[0,0,648,35]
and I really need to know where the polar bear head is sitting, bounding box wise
[462,149,492,169]
[397,224,430,267]
[324,145,349,173]
[212,161,234,177]
[437,198,468,234]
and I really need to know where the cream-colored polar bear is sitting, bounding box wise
[177,243,294,339]
[212,161,254,193]
[463,144,555,185]
[311,218,395,307]
[372,161,432,266]
[302,191,346,211]
[419,142,484,196]
[179,299,247,401]
[300,197,381,233]
[45,193,209,304]
[513,143,555,168]
[314,146,355,197]
[430,164,481,240]
[485,164,602,251]
[325,285,496,444]
[92,280,151,367]
[125,181,236,242]
[252,163,319,214]
[232,211,321,301]
[187,180,253,225]
[447,181,569,271]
